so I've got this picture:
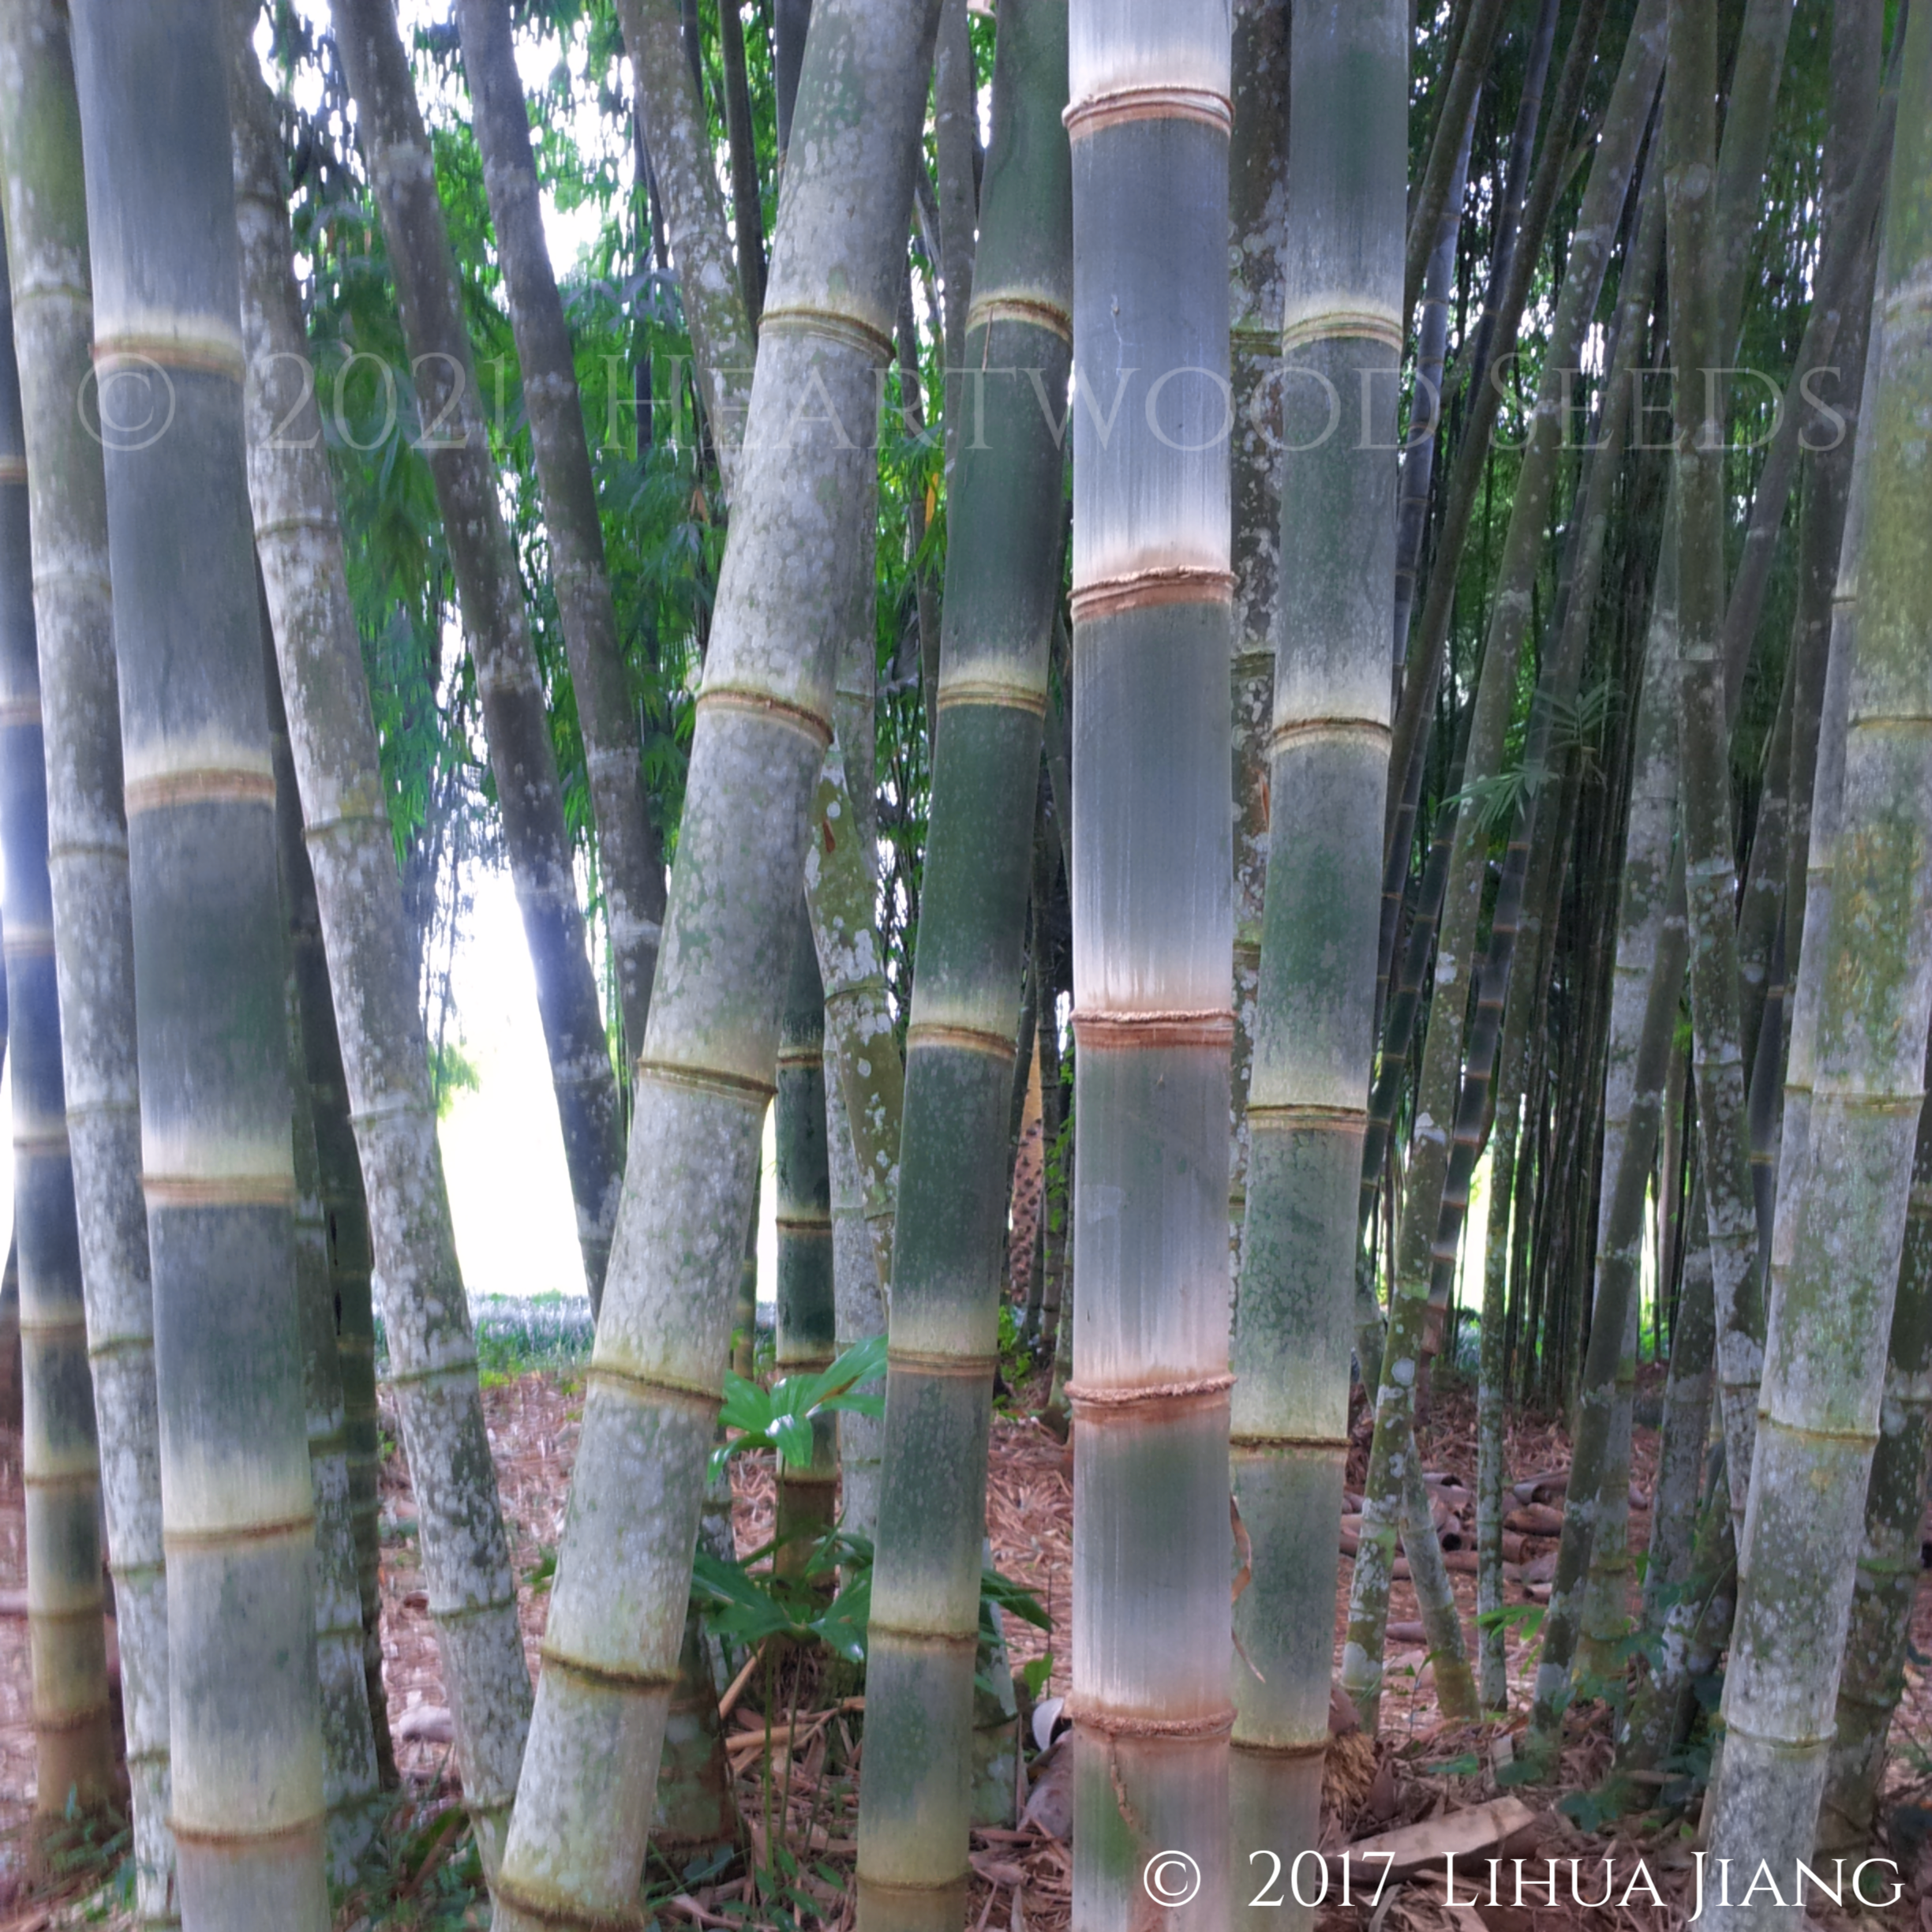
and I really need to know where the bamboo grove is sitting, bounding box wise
[0,0,1923,1929]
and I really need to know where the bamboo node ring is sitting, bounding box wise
[1070,567,1235,623]
[759,302,897,365]
[143,1171,298,1209]
[1063,85,1233,139]
[1065,1373,1235,1416]
[634,1055,777,1108]
[694,682,833,750]
[122,766,277,815]
[1279,309,1404,354]
[1068,1699,1237,1740]
[886,1346,999,1379]
[965,292,1073,346]
[905,1019,1015,1060]
[934,676,1050,717]
[1070,1009,1234,1049]
[93,329,248,385]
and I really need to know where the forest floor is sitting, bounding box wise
[0,1361,1925,1928]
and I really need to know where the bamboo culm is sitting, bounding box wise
[1705,6,1932,1891]
[0,6,174,1911]
[1232,6,1403,1915]
[227,12,534,1867]
[491,10,941,1923]
[69,2,331,1918]
[0,212,117,1825]
[1065,2,1236,1920]
[855,2,1071,1915]
[331,0,627,1310]
[456,0,668,1065]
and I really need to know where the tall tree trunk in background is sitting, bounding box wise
[1346,0,1653,1726]
[1232,6,1402,1915]
[0,222,117,1822]
[1065,2,1234,1921]
[932,0,979,385]
[716,0,768,323]
[457,0,668,1065]
[773,0,811,160]
[227,16,532,1870]
[1705,6,1932,1890]
[265,627,381,1873]
[776,904,837,1552]
[854,2,1069,1916]
[1817,1031,1932,1852]
[1226,0,1287,1278]
[68,3,330,1920]
[331,0,627,1309]
[617,0,760,484]
[490,9,940,1923]
[0,8,174,1912]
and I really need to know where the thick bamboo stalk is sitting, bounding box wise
[1064,3,1235,1921]
[777,902,837,1556]
[615,0,758,486]
[227,19,533,1871]
[331,0,627,1309]
[855,5,1069,1917]
[1704,9,1932,1882]
[456,0,668,1065]
[1231,6,1402,1913]
[1346,0,1661,1727]
[0,217,117,1822]
[266,628,381,1874]
[66,4,331,1919]
[0,9,174,1911]
[1815,1030,1932,1853]
[933,0,979,380]
[491,9,940,1923]
[1226,0,1288,1274]
[1476,1090,1518,1712]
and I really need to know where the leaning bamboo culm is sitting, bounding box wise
[0,223,117,1820]
[455,0,667,1062]
[0,6,174,1911]
[490,8,941,1923]
[1230,5,1402,1919]
[265,618,382,1871]
[1065,1,1234,1921]
[227,11,532,1866]
[1705,1,1932,1893]
[331,0,627,1309]
[67,3,331,1921]
[855,2,1071,1915]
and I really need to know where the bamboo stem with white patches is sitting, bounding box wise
[0,8,174,1913]
[489,9,941,1922]
[68,3,331,1918]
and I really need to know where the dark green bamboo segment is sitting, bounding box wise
[777,904,836,1559]
[715,0,767,324]
[493,9,941,1923]
[1226,0,1287,1266]
[332,0,626,1310]
[227,14,530,1866]
[1705,5,1932,1878]
[0,217,114,1823]
[1232,3,1402,1911]
[67,4,329,1921]
[1817,1036,1932,1852]
[1065,4,1236,1915]
[456,0,668,1065]
[0,8,175,1911]
[856,3,1071,1916]
[266,607,380,1874]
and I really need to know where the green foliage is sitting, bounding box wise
[711,1335,888,1480]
